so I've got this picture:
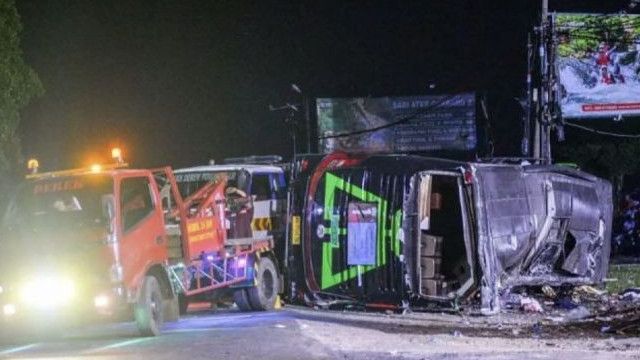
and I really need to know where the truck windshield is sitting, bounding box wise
[175,170,248,198]
[13,175,113,230]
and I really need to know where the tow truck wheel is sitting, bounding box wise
[135,275,164,336]
[164,296,180,322]
[178,294,189,315]
[233,289,253,311]
[247,257,279,311]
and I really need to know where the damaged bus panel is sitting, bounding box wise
[286,153,612,313]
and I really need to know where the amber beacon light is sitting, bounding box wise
[27,158,39,174]
[111,147,123,164]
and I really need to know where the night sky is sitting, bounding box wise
[15,0,633,170]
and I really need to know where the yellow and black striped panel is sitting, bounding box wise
[251,217,273,231]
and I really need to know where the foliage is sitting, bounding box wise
[555,139,640,215]
[607,263,640,294]
[0,0,42,179]
[555,139,640,179]
[556,14,640,58]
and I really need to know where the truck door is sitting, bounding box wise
[250,172,276,239]
[116,175,166,292]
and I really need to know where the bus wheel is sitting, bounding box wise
[233,289,253,311]
[247,257,279,311]
[135,276,164,336]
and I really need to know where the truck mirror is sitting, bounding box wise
[102,194,116,235]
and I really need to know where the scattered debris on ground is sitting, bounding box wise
[497,279,640,337]
[293,263,640,340]
[520,297,544,313]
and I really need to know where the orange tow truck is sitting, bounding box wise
[0,150,281,336]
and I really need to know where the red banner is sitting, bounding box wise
[582,103,640,112]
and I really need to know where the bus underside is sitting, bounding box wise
[292,154,612,313]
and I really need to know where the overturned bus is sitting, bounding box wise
[286,152,612,313]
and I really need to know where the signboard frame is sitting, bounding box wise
[555,13,640,119]
[316,93,477,153]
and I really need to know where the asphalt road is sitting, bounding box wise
[0,306,639,359]
[0,308,326,360]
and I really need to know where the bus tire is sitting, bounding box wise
[247,257,279,311]
[233,289,253,311]
[134,276,164,336]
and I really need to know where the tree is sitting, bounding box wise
[0,0,43,181]
[556,14,640,58]
[555,139,640,209]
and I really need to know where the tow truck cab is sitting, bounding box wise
[0,165,178,335]
[0,153,286,336]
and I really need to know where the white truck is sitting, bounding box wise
[172,158,288,310]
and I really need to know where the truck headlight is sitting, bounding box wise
[20,276,75,308]
[94,294,110,308]
[3,303,16,316]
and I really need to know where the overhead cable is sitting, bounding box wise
[564,121,640,138]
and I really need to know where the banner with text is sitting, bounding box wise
[317,93,476,153]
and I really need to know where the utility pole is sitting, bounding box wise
[541,0,547,160]
[269,103,299,157]
[523,32,533,157]
[291,83,313,154]
[304,96,312,153]
[533,0,553,164]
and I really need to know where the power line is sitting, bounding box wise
[565,121,640,138]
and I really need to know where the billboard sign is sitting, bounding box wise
[556,13,640,118]
[317,93,476,153]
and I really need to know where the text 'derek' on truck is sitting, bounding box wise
[0,159,284,336]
